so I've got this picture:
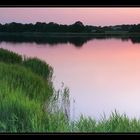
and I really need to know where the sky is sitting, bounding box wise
[0,8,140,26]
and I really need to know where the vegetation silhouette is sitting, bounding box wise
[1,21,140,33]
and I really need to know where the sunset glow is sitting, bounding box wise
[0,8,140,26]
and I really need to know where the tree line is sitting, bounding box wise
[0,21,140,33]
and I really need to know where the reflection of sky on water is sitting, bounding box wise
[1,38,140,120]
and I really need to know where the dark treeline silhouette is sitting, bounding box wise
[1,21,140,33]
[0,21,92,33]
[0,21,140,47]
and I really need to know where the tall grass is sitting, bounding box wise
[0,48,53,82]
[0,48,22,64]
[0,62,52,102]
[23,57,53,83]
[73,112,140,132]
[0,48,54,102]
[0,82,46,132]
[46,83,70,120]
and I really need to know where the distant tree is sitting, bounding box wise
[73,21,84,26]
[68,21,85,32]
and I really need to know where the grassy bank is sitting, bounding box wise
[1,48,140,132]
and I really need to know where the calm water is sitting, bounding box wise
[1,37,140,120]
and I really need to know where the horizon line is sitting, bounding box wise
[1,21,140,27]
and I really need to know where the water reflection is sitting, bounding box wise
[0,34,140,47]
[130,37,140,44]
[0,34,93,47]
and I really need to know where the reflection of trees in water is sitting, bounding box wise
[104,35,140,44]
[0,35,94,47]
[129,37,140,44]
[0,34,140,47]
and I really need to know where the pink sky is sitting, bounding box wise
[0,8,140,26]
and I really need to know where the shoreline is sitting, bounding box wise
[0,32,140,37]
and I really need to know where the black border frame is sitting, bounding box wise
[0,1,140,137]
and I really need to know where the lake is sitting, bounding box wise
[1,36,140,120]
